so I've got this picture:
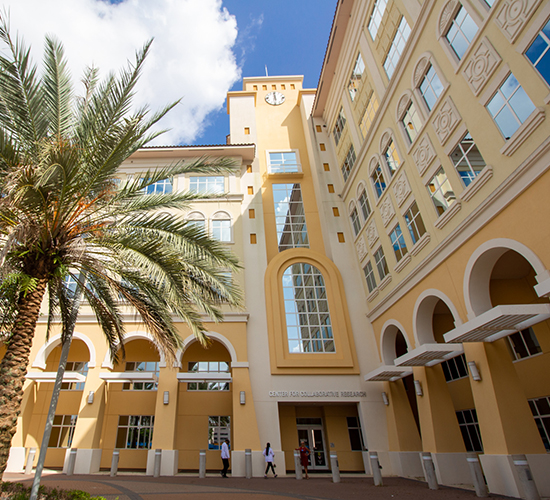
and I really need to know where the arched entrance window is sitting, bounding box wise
[282,262,334,353]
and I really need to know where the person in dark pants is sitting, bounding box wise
[221,439,230,477]
[263,442,277,478]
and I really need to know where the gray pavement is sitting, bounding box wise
[2,471,495,500]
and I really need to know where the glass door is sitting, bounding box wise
[296,419,328,470]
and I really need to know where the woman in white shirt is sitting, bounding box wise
[263,442,277,478]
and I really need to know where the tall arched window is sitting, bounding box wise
[282,263,335,353]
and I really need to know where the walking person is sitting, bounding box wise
[297,440,310,479]
[263,442,277,478]
[220,439,230,478]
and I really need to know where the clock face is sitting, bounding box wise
[265,91,285,106]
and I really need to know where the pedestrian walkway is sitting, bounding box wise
[2,471,493,500]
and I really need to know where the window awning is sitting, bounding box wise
[176,372,232,383]
[26,371,86,383]
[444,304,550,343]
[394,343,464,367]
[364,365,412,382]
[99,372,158,383]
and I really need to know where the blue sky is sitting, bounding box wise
[196,1,337,145]
[4,0,336,147]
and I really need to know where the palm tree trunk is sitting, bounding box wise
[0,280,47,475]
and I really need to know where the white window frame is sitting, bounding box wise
[396,92,424,149]
[363,261,377,293]
[187,361,230,391]
[48,415,77,448]
[189,176,225,195]
[123,361,159,391]
[368,0,388,40]
[332,107,347,146]
[389,224,408,263]
[426,167,456,216]
[359,91,380,138]
[341,144,356,182]
[374,246,389,281]
[208,416,231,450]
[449,131,486,187]
[348,53,366,102]
[412,54,448,115]
[211,212,233,243]
[384,17,412,80]
[349,203,361,237]
[116,415,155,450]
[370,161,387,200]
[403,201,426,245]
[267,150,301,174]
[357,184,372,223]
[507,327,542,361]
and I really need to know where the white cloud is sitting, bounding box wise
[3,0,241,145]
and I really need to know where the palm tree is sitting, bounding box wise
[0,19,242,474]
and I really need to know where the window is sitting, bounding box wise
[273,184,309,251]
[123,362,159,391]
[360,93,379,138]
[116,416,154,449]
[526,18,550,86]
[209,416,231,450]
[445,6,478,60]
[374,247,389,281]
[348,53,365,101]
[268,151,300,173]
[48,415,77,448]
[449,132,486,186]
[368,0,388,39]
[347,417,365,451]
[363,261,377,293]
[187,362,230,391]
[403,201,427,244]
[333,108,347,146]
[384,17,412,79]
[189,176,224,194]
[358,188,372,221]
[283,263,335,353]
[350,207,361,236]
[529,396,550,451]
[143,178,172,195]
[61,362,88,391]
[401,101,422,144]
[456,409,483,452]
[389,224,408,262]
[212,217,232,242]
[186,217,206,234]
[486,73,536,139]
[419,64,444,111]
[427,168,455,215]
[341,145,356,182]
[371,164,387,199]
[441,353,468,382]
[384,139,401,177]
[508,327,542,360]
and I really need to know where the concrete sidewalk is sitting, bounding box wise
[2,471,490,500]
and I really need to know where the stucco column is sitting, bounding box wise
[5,380,35,472]
[413,365,470,486]
[230,365,261,476]
[464,341,549,497]
[147,366,179,476]
[70,367,106,474]
[385,379,423,478]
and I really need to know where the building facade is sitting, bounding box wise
[4,0,550,497]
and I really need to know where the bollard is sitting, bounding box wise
[421,452,438,490]
[25,448,37,475]
[293,450,303,480]
[245,448,252,479]
[369,451,383,486]
[330,453,340,483]
[199,450,206,478]
[67,448,77,476]
[466,453,488,497]
[153,449,162,478]
[512,454,540,500]
[110,449,120,477]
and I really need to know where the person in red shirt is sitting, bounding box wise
[297,440,310,479]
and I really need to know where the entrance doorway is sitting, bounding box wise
[296,418,328,470]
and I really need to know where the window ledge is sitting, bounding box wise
[500,107,545,157]
[366,288,380,303]
[378,273,392,291]
[512,351,544,363]
[410,232,431,256]
[459,165,493,202]
[434,200,462,229]
[394,253,412,274]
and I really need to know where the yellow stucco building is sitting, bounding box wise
[4,0,550,497]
